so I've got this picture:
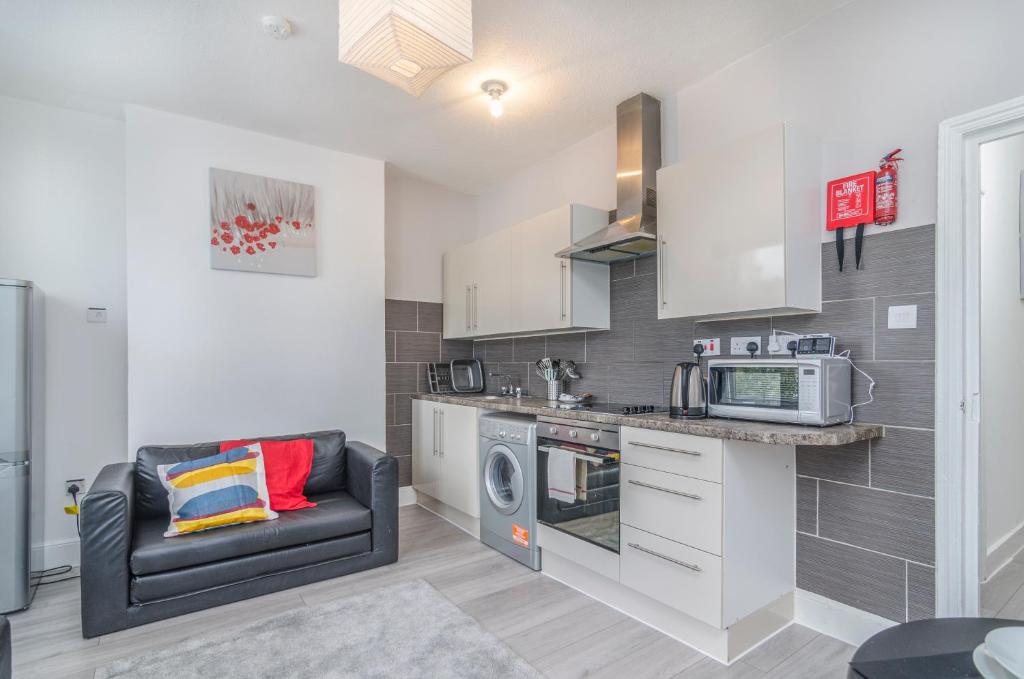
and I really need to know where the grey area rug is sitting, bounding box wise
[96,579,542,678]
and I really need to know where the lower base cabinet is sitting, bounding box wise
[412,400,479,518]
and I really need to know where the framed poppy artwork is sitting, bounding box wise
[209,168,316,276]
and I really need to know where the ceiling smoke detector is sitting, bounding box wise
[262,16,293,40]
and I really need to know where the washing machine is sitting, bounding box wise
[478,413,540,570]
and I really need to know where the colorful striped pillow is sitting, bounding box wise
[157,443,278,537]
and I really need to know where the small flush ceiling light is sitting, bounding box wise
[482,80,508,118]
[338,0,473,97]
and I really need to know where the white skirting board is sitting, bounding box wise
[414,492,480,539]
[985,519,1024,581]
[794,589,897,648]
[32,538,80,570]
[398,486,418,507]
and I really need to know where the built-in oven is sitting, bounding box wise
[536,416,620,553]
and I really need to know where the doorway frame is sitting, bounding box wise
[936,95,1024,617]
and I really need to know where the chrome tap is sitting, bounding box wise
[488,372,516,396]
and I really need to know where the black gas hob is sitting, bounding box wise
[554,401,667,415]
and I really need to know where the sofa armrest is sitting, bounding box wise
[0,615,9,679]
[80,462,136,638]
[345,441,398,559]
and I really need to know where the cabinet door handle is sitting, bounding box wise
[560,260,567,321]
[627,479,702,501]
[659,239,667,308]
[439,410,444,457]
[627,542,703,572]
[433,408,439,456]
[472,284,478,330]
[465,286,471,332]
[626,440,703,457]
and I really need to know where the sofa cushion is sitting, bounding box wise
[130,491,370,575]
[135,430,346,519]
[130,532,371,604]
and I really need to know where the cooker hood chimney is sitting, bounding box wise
[556,93,661,262]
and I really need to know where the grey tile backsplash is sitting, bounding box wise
[383,298,471,488]
[389,224,937,623]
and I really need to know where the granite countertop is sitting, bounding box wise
[412,393,883,446]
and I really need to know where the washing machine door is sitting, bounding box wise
[483,444,524,516]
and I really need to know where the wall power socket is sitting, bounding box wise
[65,478,85,496]
[730,336,762,356]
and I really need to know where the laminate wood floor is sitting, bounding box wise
[8,505,855,678]
[982,549,1024,619]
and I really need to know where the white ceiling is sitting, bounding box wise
[0,0,849,193]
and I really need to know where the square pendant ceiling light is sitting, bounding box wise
[339,0,473,96]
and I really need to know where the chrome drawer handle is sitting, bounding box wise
[628,543,703,572]
[627,441,702,457]
[627,479,702,501]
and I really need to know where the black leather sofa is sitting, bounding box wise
[0,615,10,679]
[79,430,397,638]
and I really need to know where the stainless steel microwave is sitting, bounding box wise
[706,357,852,426]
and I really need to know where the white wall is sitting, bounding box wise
[385,166,476,302]
[125,106,386,455]
[980,132,1024,575]
[0,96,127,567]
[476,125,616,236]
[475,0,1024,244]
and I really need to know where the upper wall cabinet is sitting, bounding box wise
[443,204,610,339]
[656,124,821,321]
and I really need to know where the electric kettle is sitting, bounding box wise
[669,361,707,419]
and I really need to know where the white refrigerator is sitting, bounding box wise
[0,279,32,613]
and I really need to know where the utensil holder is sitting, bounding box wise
[547,379,560,401]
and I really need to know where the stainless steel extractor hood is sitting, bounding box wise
[556,93,661,262]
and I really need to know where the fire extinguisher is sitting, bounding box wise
[874,149,903,226]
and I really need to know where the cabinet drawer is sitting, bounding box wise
[621,427,722,482]
[620,525,722,628]
[621,464,722,555]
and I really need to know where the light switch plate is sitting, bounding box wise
[86,307,108,323]
[887,304,918,329]
[694,338,721,357]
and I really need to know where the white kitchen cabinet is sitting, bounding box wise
[509,204,610,333]
[411,400,480,518]
[442,203,610,339]
[656,124,820,320]
[619,427,794,629]
[411,399,440,500]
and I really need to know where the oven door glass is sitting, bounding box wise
[710,365,800,411]
[536,444,620,553]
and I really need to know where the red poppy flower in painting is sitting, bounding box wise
[211,168,315,276]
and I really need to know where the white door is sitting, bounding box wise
[511,206,571,331]
[472,229,511,336]
[443,245,474,339]
[657,125,787,319]
[412,400,440,500]
[439,403,480,518]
